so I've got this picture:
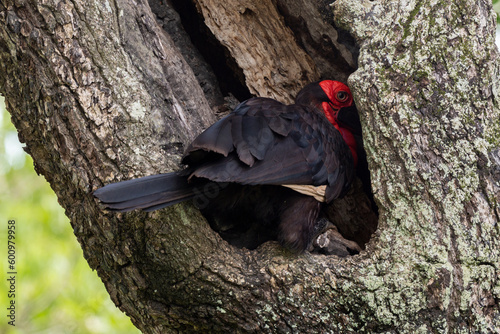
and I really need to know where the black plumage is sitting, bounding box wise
[94,80,360,252]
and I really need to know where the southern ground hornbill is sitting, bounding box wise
[94,80,367,253]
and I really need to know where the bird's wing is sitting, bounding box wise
[183,97,354,202]
[183,98,292,166]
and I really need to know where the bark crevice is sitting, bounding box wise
[1,0,499,332]
[149,0,251,105]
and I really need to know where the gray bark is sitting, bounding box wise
[0,0,499,333]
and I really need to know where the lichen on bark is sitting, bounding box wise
[334,0,500,331]
[0,0,499,332]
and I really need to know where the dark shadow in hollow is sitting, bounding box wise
[149,0,378,254]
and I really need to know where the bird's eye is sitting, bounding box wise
[336,91,349,102]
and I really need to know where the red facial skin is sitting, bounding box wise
[319,80,358,167]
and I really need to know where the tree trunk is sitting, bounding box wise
[1,0,499,333]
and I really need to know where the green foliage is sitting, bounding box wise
[0,99,139,333]
[494,0,500,23]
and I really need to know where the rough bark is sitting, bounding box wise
[334,0,500,331]
[0,0,499,333]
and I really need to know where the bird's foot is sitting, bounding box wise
[309,218,362,257]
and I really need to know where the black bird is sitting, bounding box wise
[94,80,361,252]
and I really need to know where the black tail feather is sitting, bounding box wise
[93,173,195,212]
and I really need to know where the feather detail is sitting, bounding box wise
[281,184,326,202]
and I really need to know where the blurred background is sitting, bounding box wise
[0,98,139,333]
[1,8,500,333]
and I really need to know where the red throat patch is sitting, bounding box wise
[319,81,358,167]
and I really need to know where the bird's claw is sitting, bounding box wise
[309,218,362,257]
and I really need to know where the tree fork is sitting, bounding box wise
[0,0,499,333]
